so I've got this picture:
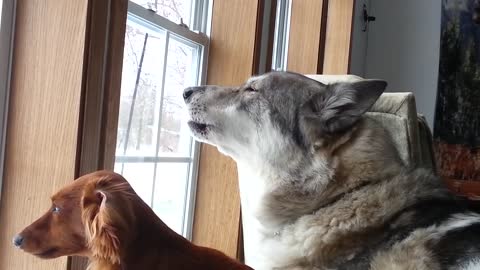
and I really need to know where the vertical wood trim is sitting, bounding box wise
[76,0,111,177]
[286,0,326,73]
[100,0,128,171]
[251,0,277,74]
[192,0,259,259]
[236,210,245,262]
[317,0,330,74]
[0,0,88,269]
[252,0,265,75]
[70,0,127,269]
[322,0,355,74]
[75,0,127,176]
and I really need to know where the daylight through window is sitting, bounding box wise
[114,0,209,239]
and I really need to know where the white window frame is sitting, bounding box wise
[271,0,292,71]
[117,1,210,240]
[0,0,15,203]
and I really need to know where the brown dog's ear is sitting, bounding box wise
[299,80,386,145]
[81,178,124,265]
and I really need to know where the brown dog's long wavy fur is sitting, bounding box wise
[14,171,253,270]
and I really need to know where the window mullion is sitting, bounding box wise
[188,0,196,31]
[115,1,210,238]
[120,32,149,174]
[151,31,170,208]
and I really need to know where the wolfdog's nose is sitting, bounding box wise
[183,88,194,100]
[183,86,203,102]
[12,234,24,248]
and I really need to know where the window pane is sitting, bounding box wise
[132,0,194,27]
[117,19,167,157]
[158,36,199,156]
[114,10,207,239]
[115,162,155,205]
[272,0,292,71]
[152,162,190,234]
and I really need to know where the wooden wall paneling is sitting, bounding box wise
[322,0,355,74]
[287,0,328,73]
[193,145,241,257]
[0,0,88,269]
[70,0,128,269]
[192,0,260,259]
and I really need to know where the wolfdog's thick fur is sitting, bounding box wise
[184,72,480,270]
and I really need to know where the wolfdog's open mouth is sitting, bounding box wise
[188,121,210,134]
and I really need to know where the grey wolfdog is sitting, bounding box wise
[183,72,480,270]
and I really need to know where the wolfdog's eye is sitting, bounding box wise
[245,86,257,92]
[52,206,61,213]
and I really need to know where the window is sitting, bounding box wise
[114,0,209,239]
[271,0,292,71]
[131,0,210,32]
[0,0,15,202]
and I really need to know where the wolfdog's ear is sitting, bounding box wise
[300,80,386,138]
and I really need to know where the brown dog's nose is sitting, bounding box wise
[13,234,24,248]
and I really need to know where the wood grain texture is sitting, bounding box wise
[76,0,127,175]
[0,0,88,269]
[322,0,355,74]
[192,0,259,259]
[99,0,128,171]
[287,0,326,73]
[77,0,112,177]
[193,145,241,257]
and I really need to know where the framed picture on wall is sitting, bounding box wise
[435,0,480,198]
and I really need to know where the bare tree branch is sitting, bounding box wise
[126,27,140,68]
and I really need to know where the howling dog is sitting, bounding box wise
[184,71,480,270]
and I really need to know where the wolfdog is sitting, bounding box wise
[184,72,480,270]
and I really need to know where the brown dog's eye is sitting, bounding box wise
[52,206,61,213]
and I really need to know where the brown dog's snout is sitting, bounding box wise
[12,234,24,248]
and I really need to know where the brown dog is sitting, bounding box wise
[13,170,252,270]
